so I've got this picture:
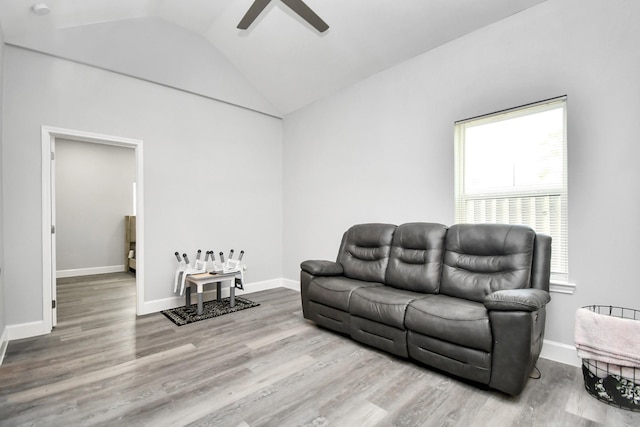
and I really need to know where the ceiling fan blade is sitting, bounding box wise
[237,0,273,30]
[280,0,329,33]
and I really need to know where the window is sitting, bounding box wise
[454,97,568,283]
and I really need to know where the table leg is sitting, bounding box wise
[216,282,222,301]
[197,291,204,315]
[230,283,235,308]
[185,286,191,306]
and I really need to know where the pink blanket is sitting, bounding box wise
[575,307,640,367]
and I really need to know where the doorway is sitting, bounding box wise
[41,126,144,332]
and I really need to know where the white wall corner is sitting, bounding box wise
[282,279,300,292]
[0,327,8,366]
[6,321,48,341]
[540,339,581,368]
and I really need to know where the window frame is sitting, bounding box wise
[454,96,568,284]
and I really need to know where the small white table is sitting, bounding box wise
[185,271,242,315]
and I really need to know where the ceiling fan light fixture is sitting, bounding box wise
[31,3,50,16]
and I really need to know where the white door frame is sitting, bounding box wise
[41,126,144,332]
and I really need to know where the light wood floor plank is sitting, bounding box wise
[7,343,196,404]
[1,272,639,426]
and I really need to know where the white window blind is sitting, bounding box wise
[454,97,568,282]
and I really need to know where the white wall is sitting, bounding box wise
[2,46,283,327]
[7,17,280,117]
[283,0,640,358]
[55,139,135,274]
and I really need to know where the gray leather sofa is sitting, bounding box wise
[300,222,552,396]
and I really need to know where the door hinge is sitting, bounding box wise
[51,225,56,234]
[52,300,56,309]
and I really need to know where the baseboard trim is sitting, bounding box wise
[0,327,8,365]
[139,278,286,315]
[6,321,48,341]
[57,265,125,278]
[238,278,286,294]
[549,281,576,295]
[540,339,581,367]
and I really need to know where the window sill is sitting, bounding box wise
[549,280,576,294]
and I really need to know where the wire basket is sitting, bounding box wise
[580,305,640,412]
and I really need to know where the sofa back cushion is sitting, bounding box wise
[440,224,535,302]
[337,223,397,283]
[385,222,448,293]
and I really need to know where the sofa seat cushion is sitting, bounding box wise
[405,295,492,352]
[307,277,382,312]
[350,286,425,330]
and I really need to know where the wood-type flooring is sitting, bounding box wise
[1,272,639,426]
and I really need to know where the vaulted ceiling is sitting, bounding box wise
[0,0,547,116]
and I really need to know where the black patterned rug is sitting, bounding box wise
[161,297,259,326]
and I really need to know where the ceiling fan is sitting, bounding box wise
[238,0,329,33]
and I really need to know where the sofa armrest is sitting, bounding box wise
[484,289,550,312]
[300,260,344,276]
